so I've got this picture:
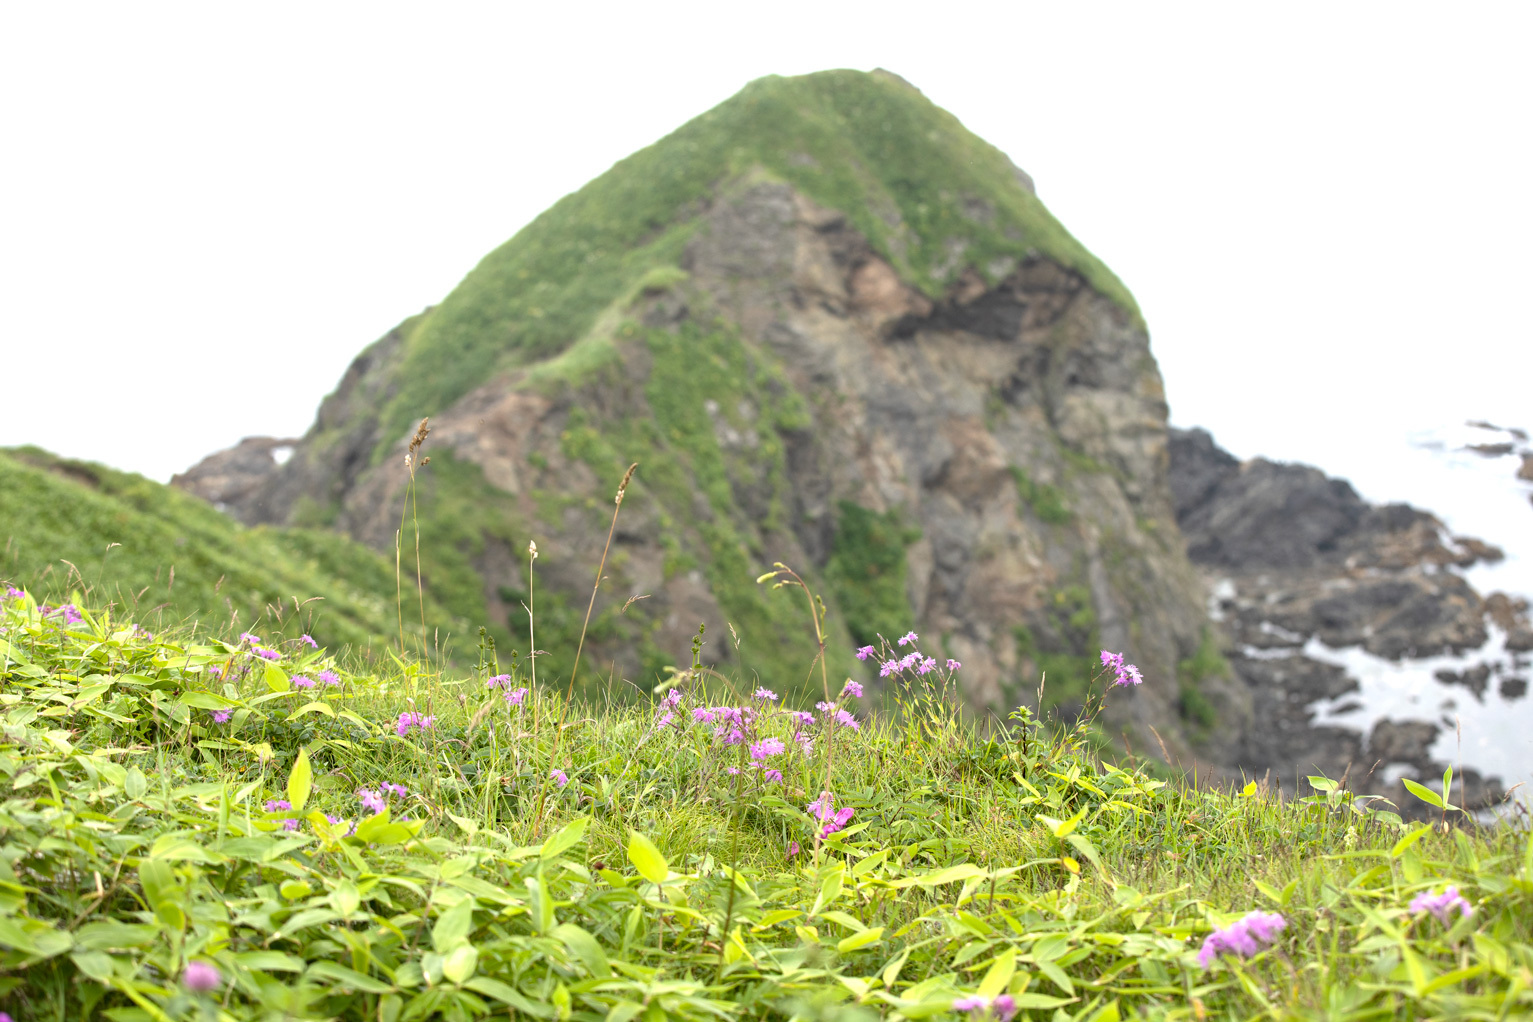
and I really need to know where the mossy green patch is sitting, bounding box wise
[824,501,921,647]
[1177,626,1229,730]
[1008,466,1072,525]
[1014,583,1100,711]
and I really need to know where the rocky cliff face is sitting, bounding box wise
[1168,427,1531,811]
[175,69,1251,764]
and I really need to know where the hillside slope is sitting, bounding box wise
[175,69,1242,761]
[1,446,460,653]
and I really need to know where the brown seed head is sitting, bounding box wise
[615,462,638,505]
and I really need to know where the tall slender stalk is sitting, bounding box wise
[534,463,637,836]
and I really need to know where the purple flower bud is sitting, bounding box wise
[299,634,318,648]
[947,659,962,671]
[550,768,568,788]
[182,960,221,992]
[842,680,863,698]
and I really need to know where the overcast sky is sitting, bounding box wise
[3,3,1530,555]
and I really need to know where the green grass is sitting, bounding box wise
[0,592,1527,1021]
[0,447,462,656]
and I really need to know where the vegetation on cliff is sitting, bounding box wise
[0,447,461,655]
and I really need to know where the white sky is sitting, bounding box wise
[3,3,1530,556]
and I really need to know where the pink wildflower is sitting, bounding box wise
[550,768,568,788]
[750,738,785,762]
[917,656,937,675]
[317,669,341,686]
[952,994,1016,1020]
[505,687,528,706]
[211,709,232,723]
[292,675,316,689]
[754,687,778,702]
[299,634,318,648]
[1410,885,1473,925]
[947,659,962,671]
[1197,911,1287,968]
[855,645,875,660]
[263,799,291,812]
[182,960,221,993]
[395,711,436,737]
[897,631,918,647]
[842,680,863,698]
[358,788,385,814]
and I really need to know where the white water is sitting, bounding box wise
[1293,421,1533,800]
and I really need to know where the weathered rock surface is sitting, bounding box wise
[172,437,300,514]
[178,182,1248,764]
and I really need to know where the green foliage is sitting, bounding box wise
[0,447,460,652]
[373,69,1138,458]
[1176,629,1228,731]
[1015,585,1099,710]
[1009,466,1072,526]
[0,595,1527,1021]
[824,501,921,648]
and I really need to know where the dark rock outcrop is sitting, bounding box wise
[1169,427,1523,811]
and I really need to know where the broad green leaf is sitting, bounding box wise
[307,959,395,993]
[442,944,478,985]
[978,948,1016,997]
[1307,776,1337,793]
[626,830,668,885]
[1036,808,1086,838]
[432,897,474,953]
[837,927,885,953]
[286,701,335,721]
[70,950,116,983]
[539,815,590,861]
[811,865,845,917]
[124,766,147,800]
[286,748,312,812]
[265,663,290,692]
[1389,824,1433,859]
[552,923,611,977]
[447,812,479,837]
[329,879,360,917]
[177,691,235,710]
[1401,777,1443,809]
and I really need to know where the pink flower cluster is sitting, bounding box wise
[1410,885,1473,925]
[395,711,436,737]
[41,603,83,625]
[1197,911,1286,968]
[808,791,855,838]
[1099,649,1143,686]
[952,994,1017,1020]
[357,784,407,814]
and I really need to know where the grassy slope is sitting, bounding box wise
[0,596,1526,1020]
[375,68,1140,460]
[0,447,461,656]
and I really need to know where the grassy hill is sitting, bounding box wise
[0,446,462,656]
[0,592,1525,1020]
[371,68,1141,467]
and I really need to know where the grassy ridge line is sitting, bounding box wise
[376,68,1140,460]
[0,446,462,655]
[0,592,1527,1020]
